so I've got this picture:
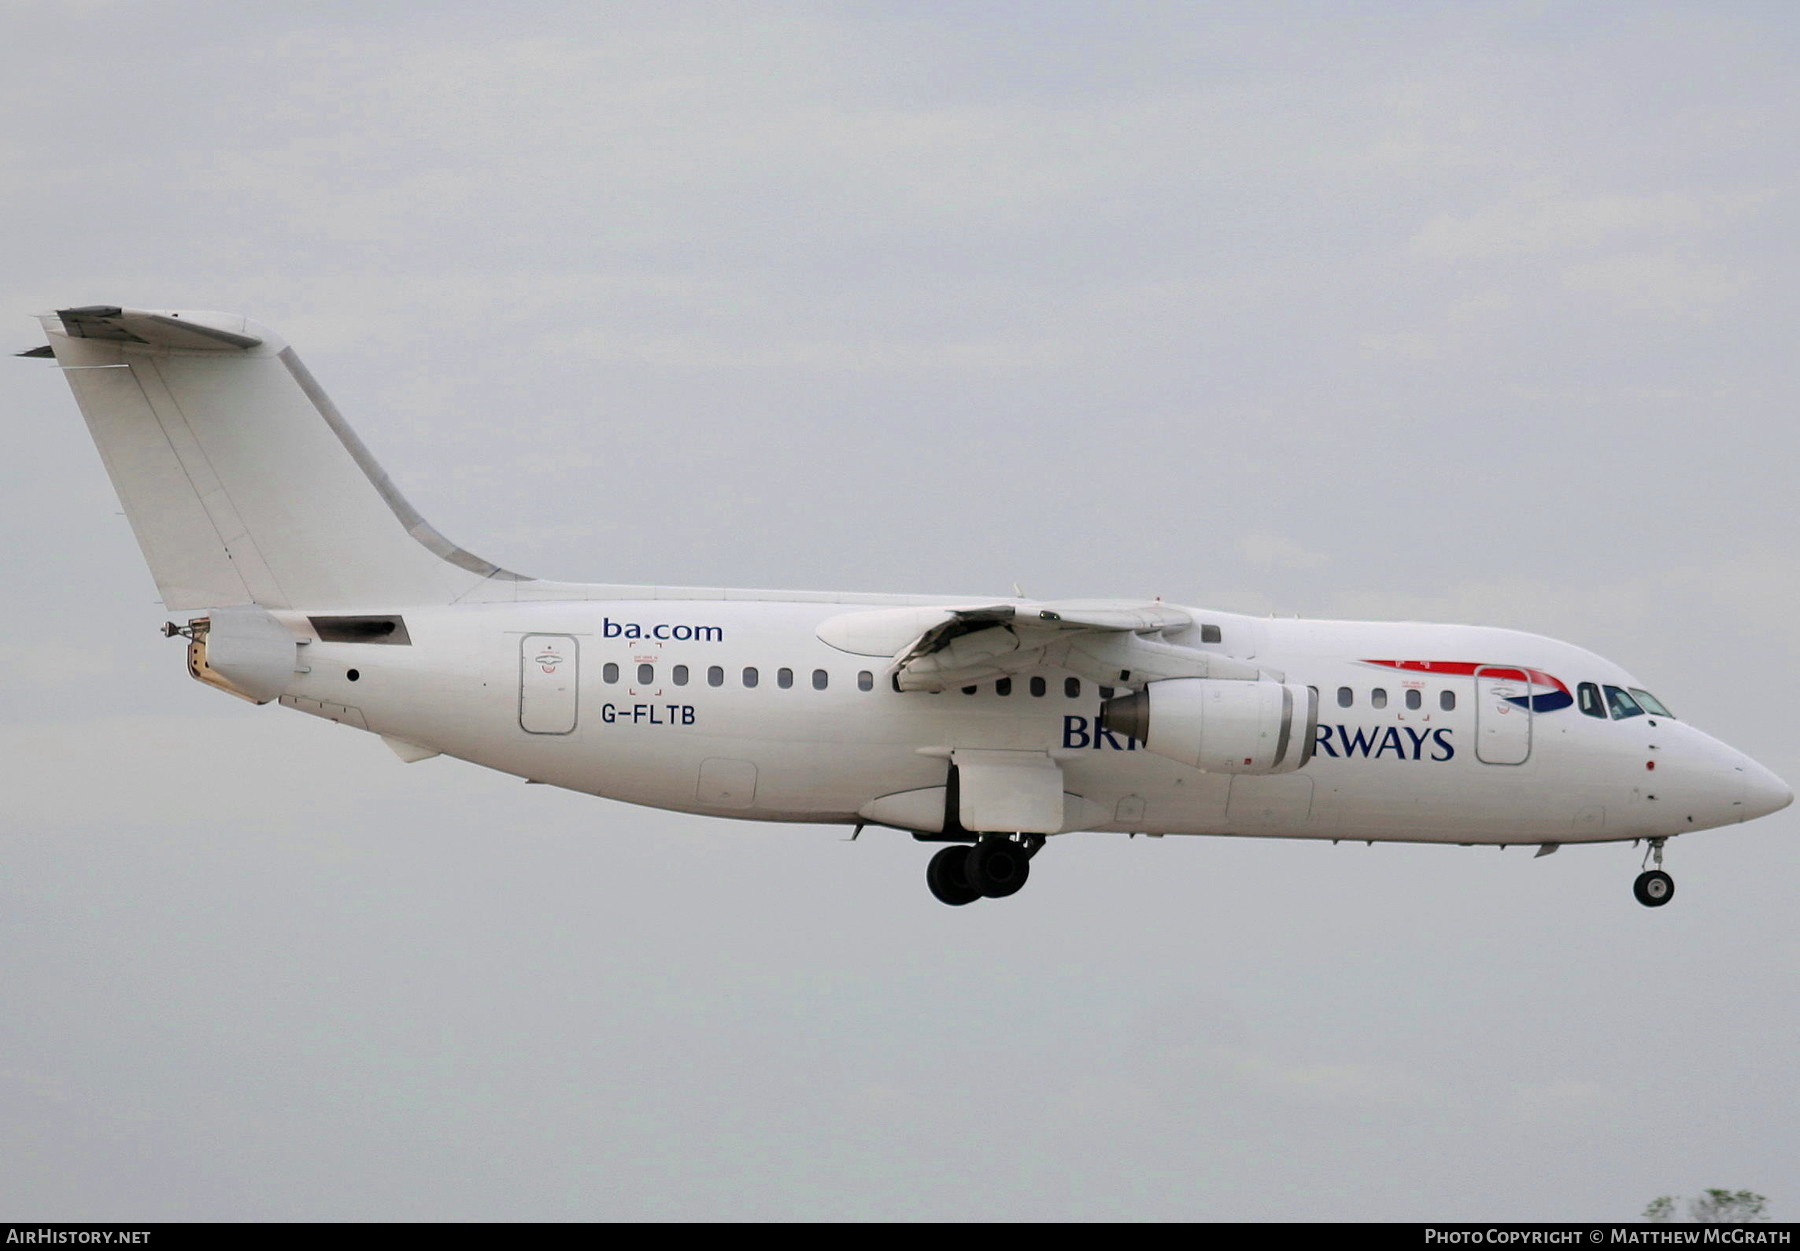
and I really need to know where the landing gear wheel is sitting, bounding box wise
[966,838,1031,899]
[1633,869,1674,908]
[926,845,981,907]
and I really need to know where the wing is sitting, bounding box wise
[817,599,1264,692]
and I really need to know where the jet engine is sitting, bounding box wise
[1099,679,1318,774]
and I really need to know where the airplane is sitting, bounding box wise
[22,305,1792,907]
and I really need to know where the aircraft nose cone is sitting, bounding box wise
[1740,757,1794,822]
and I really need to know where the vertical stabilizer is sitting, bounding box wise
[38,306,528,610]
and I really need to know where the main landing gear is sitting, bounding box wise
[926,835,1043,906]
[1633,837,1675,908]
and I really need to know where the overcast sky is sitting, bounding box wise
[2,0,1797,1222]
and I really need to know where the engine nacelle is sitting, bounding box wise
[1099,679,1318,774]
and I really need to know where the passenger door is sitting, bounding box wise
[1474,666,1530,765]
[520,634,579,734]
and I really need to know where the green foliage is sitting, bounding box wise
[1644,1190,1769,1223]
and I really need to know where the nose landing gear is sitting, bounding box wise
[926,835,1043,906]
[1633,838,1675,908]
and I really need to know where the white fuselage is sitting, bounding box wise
[37,305,1789,906]
[266,596,1787,848]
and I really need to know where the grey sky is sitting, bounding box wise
[2,1,1795,1220]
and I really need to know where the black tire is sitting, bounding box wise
[1633,869,1675,908]
[927,845,981,907]
[966,838,1031,899]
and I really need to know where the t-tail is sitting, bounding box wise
[32,305,529,613]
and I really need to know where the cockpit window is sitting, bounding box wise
[1630,688,1674,718]
[1577,682,1607,719]
[1604,685,1644,720]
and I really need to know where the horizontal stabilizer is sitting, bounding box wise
[56,306,263,351]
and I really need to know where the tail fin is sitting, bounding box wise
[37,306,528,611]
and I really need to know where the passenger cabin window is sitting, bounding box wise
[996,677,1012,696]
[672,664,689,686]
[857,670,873,692]
[1337,686,1353,708]
[743,667,759,688]
[1604,685,1644,719]
[1578,682,1606,719]
[1065,678,1081,698]
[1100,686,1114,700]
[708,665,724,687]
[603,662,619,684]
[1439,690,1456,711]
[1632,688,1674,718]
[777,668,794,689]
[1404,689,1421,710]
[1371,688,1388,709]
[1200,624,1223,644]
[812,669,829,690]
[962,686,978,696]
[1030,676,1046,697]
[637,663,654,685]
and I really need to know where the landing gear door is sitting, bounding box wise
[1474,666,1530,765]
[520,634,578,735]
[950,749,1066,834]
